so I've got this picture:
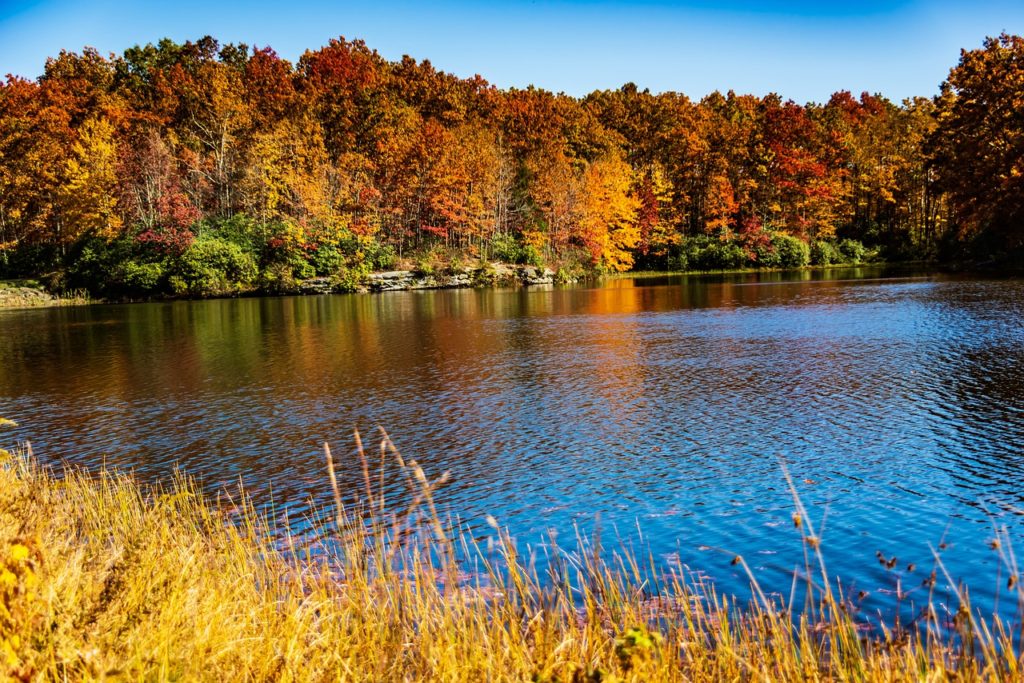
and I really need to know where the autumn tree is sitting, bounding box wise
[931,33,1024,248]
[576,153,640,271]
[58,116,121,242]
[0,77,50,250]
[165,39,253,217]
[1,31,1015,286]
[758,98,838,240]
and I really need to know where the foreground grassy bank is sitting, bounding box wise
[1,436,1021,681]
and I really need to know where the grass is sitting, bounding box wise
[1,430,1022,681]
[0,280,90,309]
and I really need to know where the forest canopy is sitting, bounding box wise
[0,33,1021,296]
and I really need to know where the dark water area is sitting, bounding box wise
[3,266,1024,623]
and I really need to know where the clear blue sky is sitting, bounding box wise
[1,0,1022,103]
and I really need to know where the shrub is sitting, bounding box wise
[331,263,371,293]
[773,234,811,268]
[666,250,689,271]
[168,237,257,297]
[552,266,581,284]
[113,261,166,296]
[687,237,747,270]
[838,239,867,264]
[410,245,449,277]
[68,238,147,296]
[67,240,118,295]
[335,234,396,271]
[67,237,173,298]
[471,261,499,286]
[0,244,60,279]
[362,240,397,271]
[490,233,521,263]
[262,220,315,280]
[258,262,299,295]
[203,214,263,257]
[752,241,782,268]
[810,240,843,266]
[311,244,344,276]
[677,236,711,270]
[520,245,544,267]
[489,233,545,266]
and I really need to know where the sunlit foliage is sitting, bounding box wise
[1,33,1020,292]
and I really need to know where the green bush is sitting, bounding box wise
[168,237,257,297]
[773,234,811,268]
[362,240,397,271]
[520,245,544,267]
[258,262,299,294]
[677,236,710,270]
[68,240,119,294]
[666,250,689,271]
[0,244,60,279]
[413,253,436,277]
[311,244,344,276]
[335,234,396,271]
[67,237,174,297]
[838,239,867,264]
[490,233,521,263]
[683,236,748,270]
[203,214,264,257]
[489,233,544,266]
[752,241,782,268]
[114,261,166,296]
[292,254,316,280]
[331,263,371,292]
[810,240,843,266]
[552,266,581,284]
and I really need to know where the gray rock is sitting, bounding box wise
[521,266,555,285]
[298,277,333,294]
[362,264,559,292]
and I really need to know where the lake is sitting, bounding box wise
[3,266,1024,622]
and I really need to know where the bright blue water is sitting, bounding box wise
[3,267,1024,624]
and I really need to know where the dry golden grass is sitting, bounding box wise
[1,430,1022,682]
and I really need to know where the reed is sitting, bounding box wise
[0,432,1021,681]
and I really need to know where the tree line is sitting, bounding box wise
[0,33,1021,296]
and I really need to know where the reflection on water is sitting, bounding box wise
[3,266,1024,619]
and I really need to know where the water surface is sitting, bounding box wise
[3,267,1024,621]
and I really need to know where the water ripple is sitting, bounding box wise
[2,268,1024,620]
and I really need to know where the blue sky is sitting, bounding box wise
[1,1,1022,103]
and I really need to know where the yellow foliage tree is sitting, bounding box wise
[58,116,122,242]
[241,115,332,229]
[577,154,640,271]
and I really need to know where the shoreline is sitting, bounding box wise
[0,280,91,310]
[0,260,974,311]
[0,441,1016,680]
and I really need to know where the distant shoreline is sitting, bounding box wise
[0,261,947,310]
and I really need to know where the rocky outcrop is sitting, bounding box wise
[288,264,562,296]
[367,270,469,292]
[0,285,58,309]
[519,266,555,286]
[298,277,334,295]
[365,264,555,293]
